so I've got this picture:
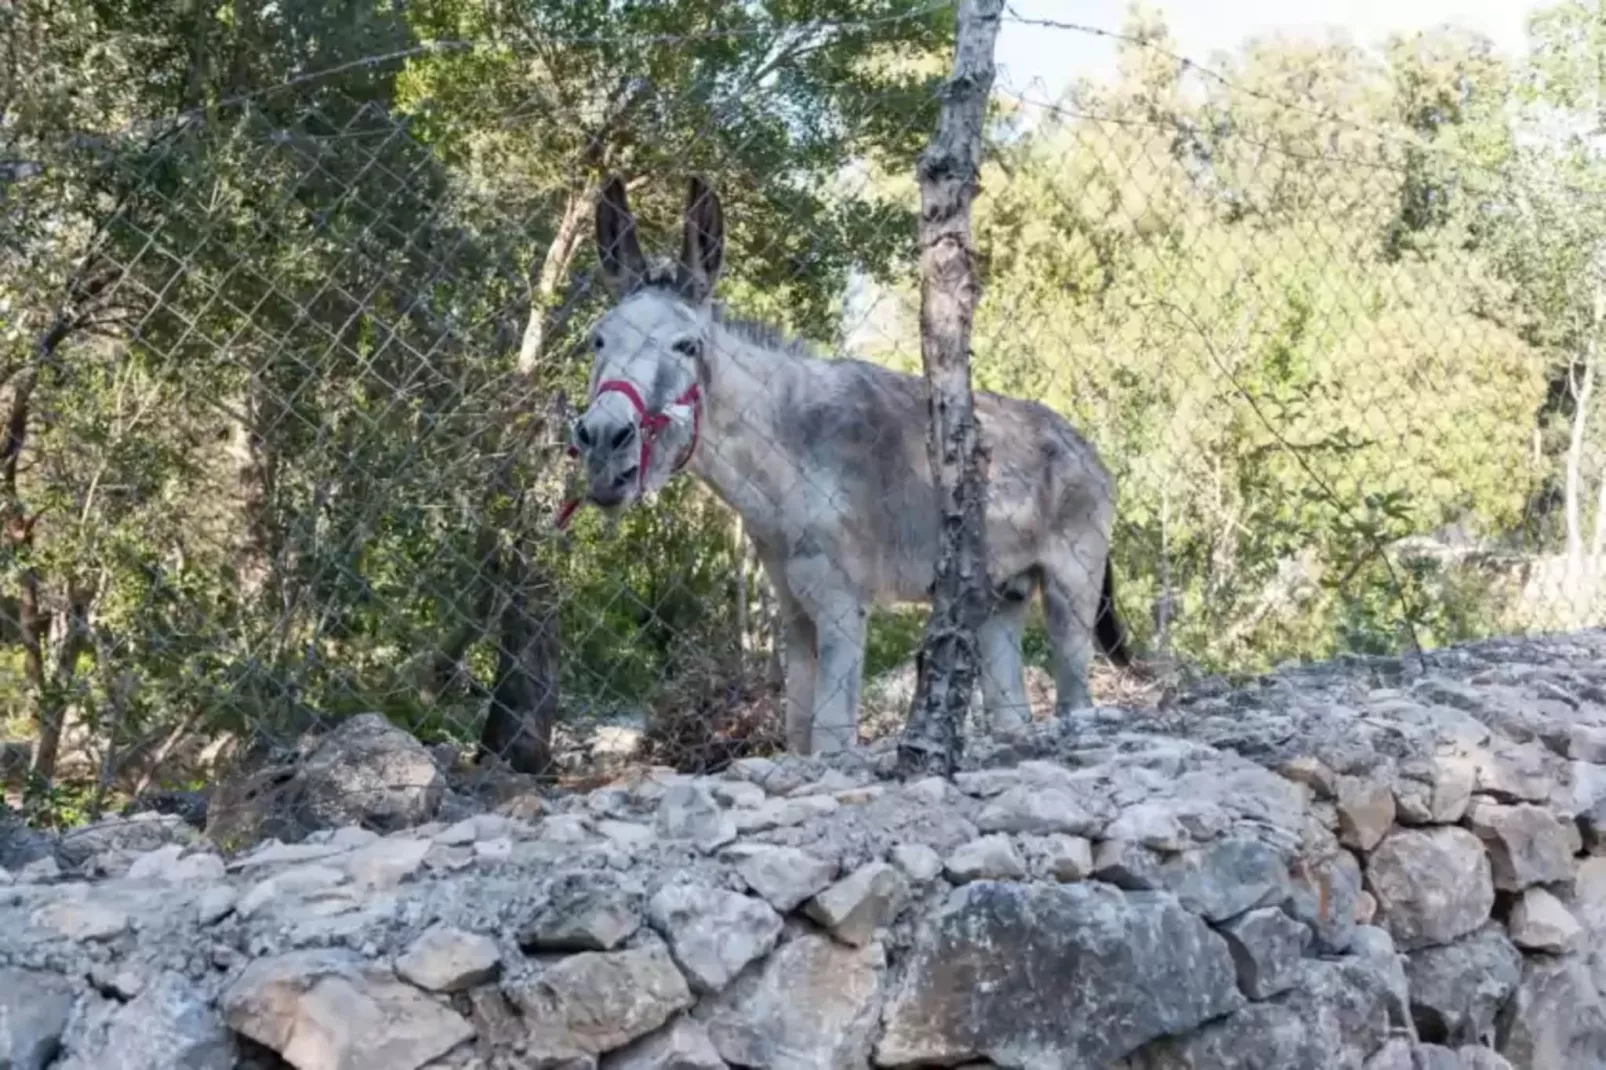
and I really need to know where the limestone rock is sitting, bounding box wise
[1405,924,1522,1047]
[56,971,235,1070]
[1366,827,1493,950]
[887,843,943,883]
[975,786,1101,837]
[944,834,1026,882]
[656,784,736,853]
[0,968,77,1070]
[345,836,432,890]
[1497,954,1606,1070]
[395,924,501,993]
[1455,1047,1513,1070]
[1411,1044,1467,1070]
[1336,775,1396,851]
[293,713,446,834]
[520,874,643,952]
[726,845,837,913]
[647,884,782,994]
[705,933,884,1069]
[1395,755,1474,826]
[803,862,910,948]
[1509,887,1582,953]
[1124,957,1394,1070]
[1463,801,1578,892]
[222,949,474,1070]
[600,1018,725,1070]
[1105,801,1191,851]
[507,944,694,1056]
[1288,847,1365,953]
[877,881,1241,1067]
[1218,906,1311,1000]
[1364,1038,1413,1070]
[1023,833,1094,881]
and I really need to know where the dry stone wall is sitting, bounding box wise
[7,630,1606,1069]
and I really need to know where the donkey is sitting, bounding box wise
[565,175,1131,755]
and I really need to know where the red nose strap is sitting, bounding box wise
[556,378,702,530]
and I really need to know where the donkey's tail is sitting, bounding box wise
[1095,557,1133,668]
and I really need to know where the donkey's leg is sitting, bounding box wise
[760,557,818,756]
[1041,545,1103,718]
[785,555,867,756]
[978,573,1035,737]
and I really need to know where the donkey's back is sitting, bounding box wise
[768,347,1115,606]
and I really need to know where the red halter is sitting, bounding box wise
[555,378,702,530]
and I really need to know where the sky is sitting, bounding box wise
[993,0,1539,100]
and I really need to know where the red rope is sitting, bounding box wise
[555,378,701,530]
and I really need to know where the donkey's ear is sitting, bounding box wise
[596,176,646,294]
[679,175,724,299]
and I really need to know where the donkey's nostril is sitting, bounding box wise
[615,466,639,487]
[610,425,635,451]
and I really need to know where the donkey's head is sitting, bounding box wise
[569,175,724,510]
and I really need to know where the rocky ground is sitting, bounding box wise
[6,630,1606,1068]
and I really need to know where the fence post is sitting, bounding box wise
[898,0,1003,778]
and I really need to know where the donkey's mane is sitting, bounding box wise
[710,304,821,362]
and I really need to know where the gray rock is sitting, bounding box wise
[507,944,695,1056]
[1106,801,1192,850]
[1287,847,1364,953]
[944,834,1026,882]
[0,969,77,1070]
[887,843,943,883]
[222,949,474,1070]
[975,785,1102,837]
[1218,906,1311,1000]
[1405,924,1522,1047]
[1367,827,1493,950]
[1024,833,1094,881]
[1349,925,1414,1034]
[705,933,884,1069]
[394,924,501,992]
[1473,737,1557,804]
[344,835,431,889]
[1365,1038,1414,1070]
[1336,775,1396,851]
[1508,887,1583,953]
[803,862,910,947]
[293,713,446,834]
[1455,1046,1512,1070]
[1127,958,1396,1070]
[656,784,736,853]
[647,884,782,994]
[876,881,1242,1067]
[56,971,235,1070]
[601,1017,726,1070]
[1395,755,1474,825]
[726,845,837,913]
[521,873,643,952]
[1463,800,1579,892]
[1497,954,1606,1070]
[1411,1045,1465,1070]
[1157,837,1290,923]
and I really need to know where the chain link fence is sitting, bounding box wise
[1,0,1601,831]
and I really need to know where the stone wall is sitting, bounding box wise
[6,630,1606,1069]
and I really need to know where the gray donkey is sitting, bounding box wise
[564,175,1131,755]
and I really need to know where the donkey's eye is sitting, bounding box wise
[672,338,701,358]
[592,335,605,351]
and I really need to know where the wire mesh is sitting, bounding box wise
[1,0,1600,837]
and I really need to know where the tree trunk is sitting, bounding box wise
[898,0,1002,778]
[477,544,560,776]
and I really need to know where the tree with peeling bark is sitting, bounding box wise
[898,0,1003,777]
